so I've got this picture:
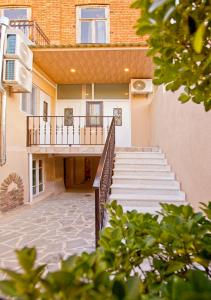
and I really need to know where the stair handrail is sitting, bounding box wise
[93,117,115,246]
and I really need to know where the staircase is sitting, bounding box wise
[110,148,186,213]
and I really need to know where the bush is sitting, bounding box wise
[0,201,211,299]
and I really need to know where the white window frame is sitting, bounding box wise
[20,85,37,116]
[76,6,110,44]
[32,159,44,197]
[0,7,31,20]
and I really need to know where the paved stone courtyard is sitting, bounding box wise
[0,192,95,277]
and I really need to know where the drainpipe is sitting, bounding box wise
[0,17,9,166]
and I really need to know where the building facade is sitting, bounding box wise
[0,0,210,212]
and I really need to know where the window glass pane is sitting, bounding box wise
[32,160,36,168]
[81,21,92,43]
[3,9,28,20]
[32,169,36,186]
[57,84,83,99]
[89,103,101,116]
[95,84,129,99]
[39,168,43,184]
[21,94,28,113]
[81,8,105,19]
[39,160,42,168]
[87,102,102,126]
[39,184,43,192]
[32,186,36,195]
[95,21,106,43]
[84,84,92,99]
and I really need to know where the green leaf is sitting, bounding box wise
[193,22,207,54]
[16,247,37,272]
[166,261,186,275]
[112,279,125,299]
[149,0,170,13]
[0,281,17,297]
[179,93,190,103]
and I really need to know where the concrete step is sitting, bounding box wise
[116,147,161,153]
[115,163,171,171]
[115,158,167,164]
[115,152,165,159]
[112,175,180,187]
[123,206,161,214]
[113,169,175,178]
[109,193,186,206]
[111,184,181,196]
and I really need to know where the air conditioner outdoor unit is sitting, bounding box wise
[4,29,33,71]
[3,59,32,93]
[130,79,153,94]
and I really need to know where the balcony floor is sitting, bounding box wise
[28,145,104,156]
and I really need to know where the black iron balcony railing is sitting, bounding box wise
[10,20,50,46]
[26,116,114,146]
[93,117,115,246]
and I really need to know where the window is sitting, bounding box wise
[95,84,129,99]
[0,7,30,20]
[21,86,37,115]
[57,84,92,99]
[77,6,109,44]
[86,101,103,127]
[32,159,44,196]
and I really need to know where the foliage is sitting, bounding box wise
[0,201,211,299]
[131,0,211,111]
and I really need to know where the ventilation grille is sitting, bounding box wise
[5,60,15,80]
[6,34,16,54]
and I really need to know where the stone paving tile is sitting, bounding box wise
[0,192,95,279]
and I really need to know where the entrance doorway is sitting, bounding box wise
[64,156,100,191]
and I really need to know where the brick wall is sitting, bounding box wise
[0,0,145,45]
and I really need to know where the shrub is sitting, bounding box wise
[0,201,211,299]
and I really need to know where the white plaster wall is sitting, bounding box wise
[150,86,211,209]
[56,99,131,147]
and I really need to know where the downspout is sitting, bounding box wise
[0,17,9,166]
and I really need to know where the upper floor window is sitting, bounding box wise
[77,6,109,44]
[0,7,30,20]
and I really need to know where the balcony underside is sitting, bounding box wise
[28,145,104,156]
[32,46,153,84]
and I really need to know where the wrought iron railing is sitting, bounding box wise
[26,116,113,146]
[10,20,50,46]
[93,117,115,246]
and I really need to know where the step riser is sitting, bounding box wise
[116,147,161,153]
[114,170,175,177]
[116,153,165,159]
[113,199,185,207]
[116,158,167,164]
[111,188,181,196]
[115,164,170,171]
[113,178,180,187]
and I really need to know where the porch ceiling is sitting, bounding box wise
[32,46,153,84]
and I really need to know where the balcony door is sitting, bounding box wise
[39,91,51,145]
[86,101,103,127]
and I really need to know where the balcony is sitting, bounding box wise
[27,116,114,146]
[10,20,50,46]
